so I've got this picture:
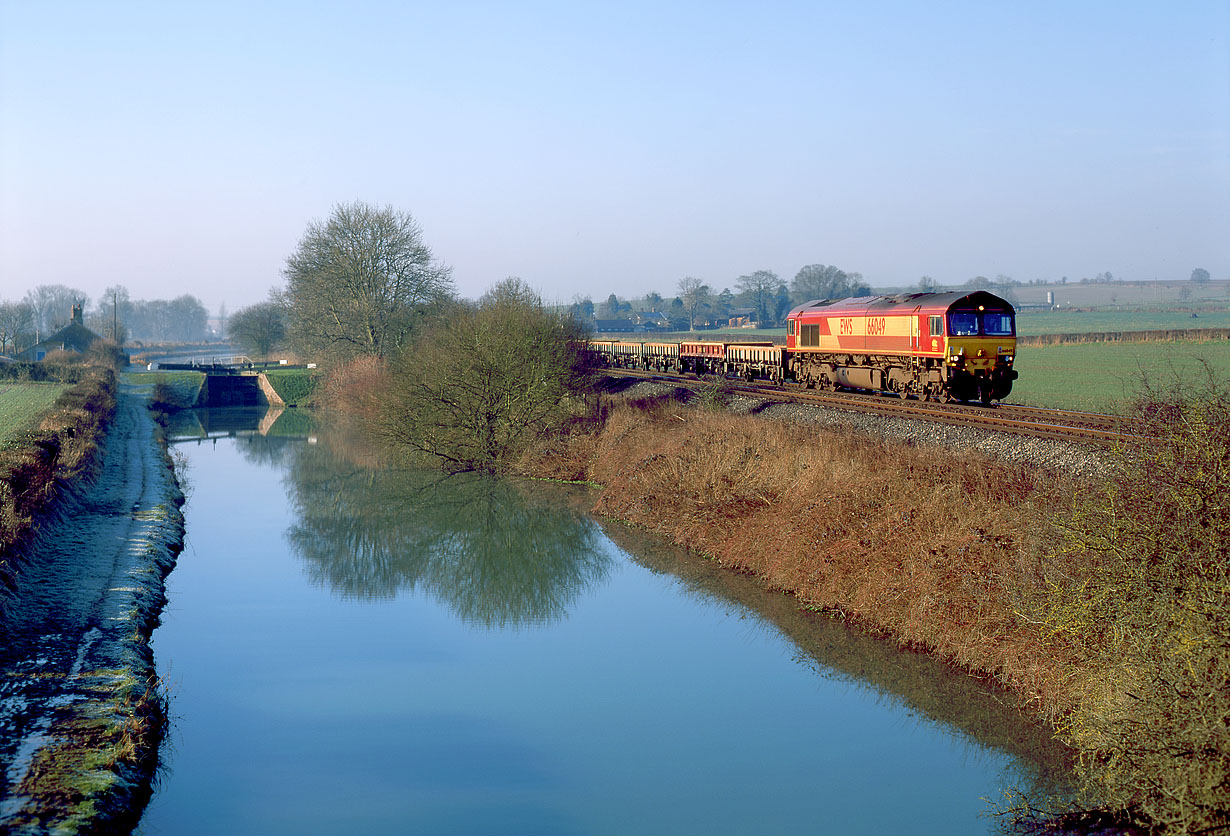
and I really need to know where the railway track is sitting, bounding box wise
[602,368,1145,446]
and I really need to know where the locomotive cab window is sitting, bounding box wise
[928,315,942,337]
[788,319,797,336]
[983,311,1015,336]
[948,312,979,336]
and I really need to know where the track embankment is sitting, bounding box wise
[0,384,185,835]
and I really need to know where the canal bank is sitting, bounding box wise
[0,383,185,834]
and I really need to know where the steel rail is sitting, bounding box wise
[600,367,1144,446]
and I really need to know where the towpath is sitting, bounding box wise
[0,382,185,833]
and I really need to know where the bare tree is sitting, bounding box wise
[676,276,711,331]
[283,201,454,362]
[169,295,208,342]
[0,300,33,355]
[736,269,781,326]
[1191,267,1211,284]
[88,285,132,343]
[917,275,939,292]
[24,284,88,335]
[229,300,287,357]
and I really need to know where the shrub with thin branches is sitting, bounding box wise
[1036,367,1230,833]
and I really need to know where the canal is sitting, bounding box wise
[135,410,1068,835]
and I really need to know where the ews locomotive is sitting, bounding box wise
[588,290,1018,404]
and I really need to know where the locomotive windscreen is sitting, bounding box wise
[947,309,1015,337]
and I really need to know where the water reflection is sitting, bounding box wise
[282,435,612,628]
[601,523,1078,814]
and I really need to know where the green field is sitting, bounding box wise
[1015,309,1230,335]
[0,382,69,446]
[1007,339,1230,413]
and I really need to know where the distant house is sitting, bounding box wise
[16,305,101,361]
[635,311,669,330]
[591,318,639,334]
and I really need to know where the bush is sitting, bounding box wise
[1037,367,1229,832]
[377,279,593,472]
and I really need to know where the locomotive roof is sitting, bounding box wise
[787,290,1013,318]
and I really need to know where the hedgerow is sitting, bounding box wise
[1036,368,1229,833]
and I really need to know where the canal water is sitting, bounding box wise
[136,410,1068,835]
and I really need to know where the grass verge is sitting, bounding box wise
[0,369,117,594]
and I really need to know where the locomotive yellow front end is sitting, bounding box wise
[943,298,1017,403]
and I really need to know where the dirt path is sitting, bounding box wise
[0,383,185,833]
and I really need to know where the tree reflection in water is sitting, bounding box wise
[282,432,611,628]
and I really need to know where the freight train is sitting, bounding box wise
[588,290,1018,404]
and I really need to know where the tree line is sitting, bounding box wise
[0,285,209,355]
[567,265,870,331]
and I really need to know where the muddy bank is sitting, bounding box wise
[0,382,185,834]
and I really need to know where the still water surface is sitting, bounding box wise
[137,412,1066,835]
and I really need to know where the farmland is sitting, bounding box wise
[1014,308,1230,335]
[1007,339,1230,413]
[0,383,69,446]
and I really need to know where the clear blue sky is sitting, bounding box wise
[1,1,1227,314]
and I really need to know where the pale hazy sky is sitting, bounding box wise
[1,1,1227,315]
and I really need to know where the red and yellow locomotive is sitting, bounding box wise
[587,291,1018,404]
[786,290,1017,403]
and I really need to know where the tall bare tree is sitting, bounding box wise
[283,201,454,362]
[88,285,132,343]
[676,276,711,331]
[24,284,88,335]
[735,269,781,326]
[228,299,286,357]
[0,300,33,355]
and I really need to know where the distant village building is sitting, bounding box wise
[634,311,669,329]
[726,308,758,328]
[591,319,640,333]
[16,305,101,362]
